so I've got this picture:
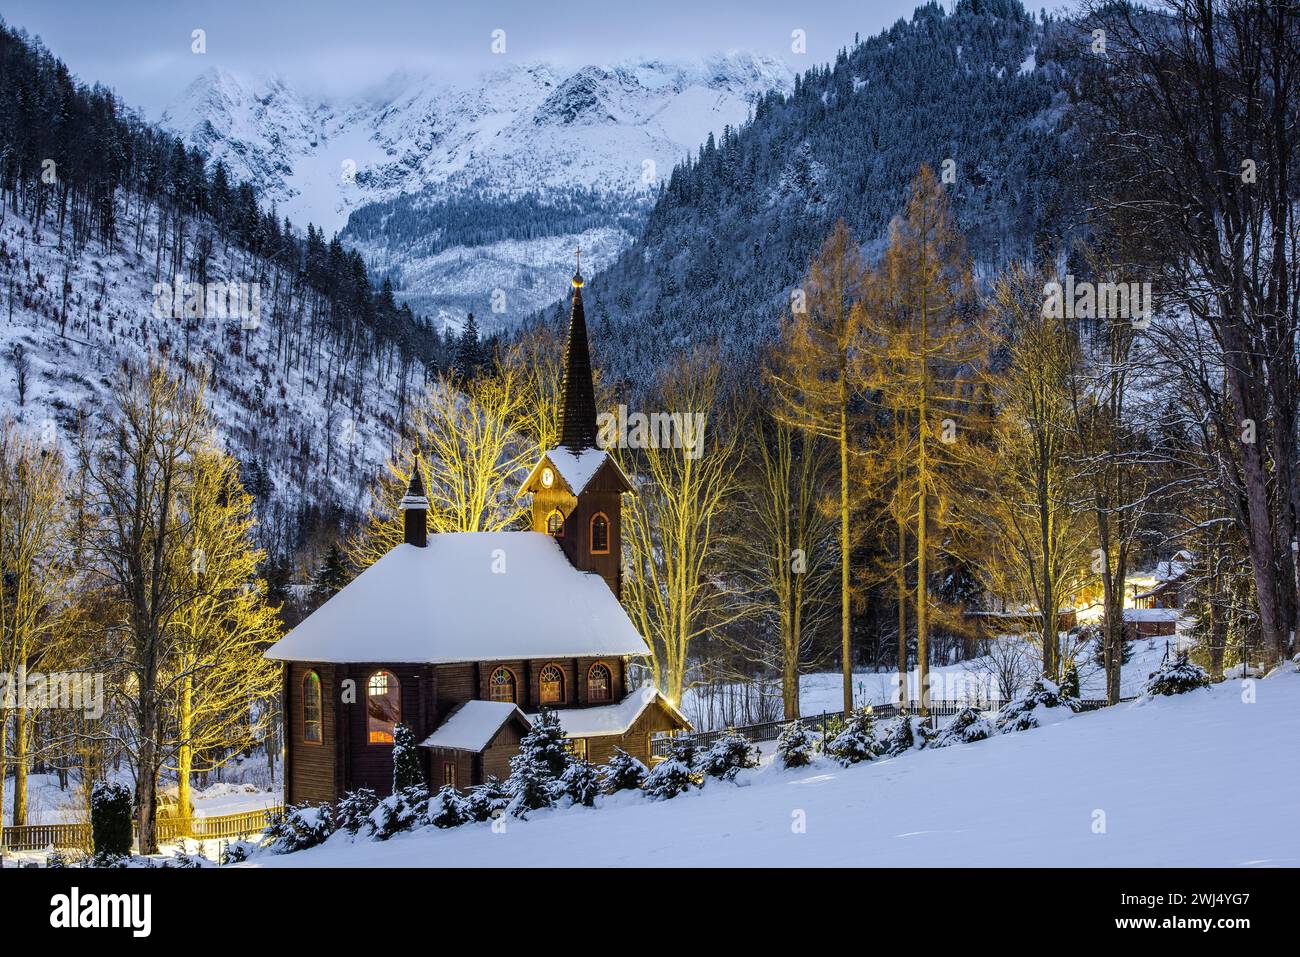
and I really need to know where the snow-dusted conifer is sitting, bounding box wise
[929,707,995,747]
[776,720,814,768]
[266,802,335,853]
[426,785,470,828]
[598,748,648,794]
[368,786,427,840]
[644,737,699,799]
[391,723,425,792]
[466,776,509,822]
[335,788,379,835]
[91,780,133,857]
[1143,650,1210,696]
[825,707,878,765]
[561,758,601,807]
[698,731,755,780]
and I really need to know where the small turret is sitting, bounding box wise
[400,456,429,548]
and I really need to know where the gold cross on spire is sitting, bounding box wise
[572,245,584,288]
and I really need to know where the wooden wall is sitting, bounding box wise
[286,662,337,805]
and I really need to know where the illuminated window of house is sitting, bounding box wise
[366,670,400,744]
[571,738,588,761]
[489,667,516,703]
[547,510,565,537]
[590,513,610,553]
[443,762,457,788]
[539,664,564,704]
[302,670,322,744]
[588,663,611,702]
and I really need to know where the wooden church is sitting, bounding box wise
[266,262,690,805]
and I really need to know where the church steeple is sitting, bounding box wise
[400,455,429,548]
[560,248,599,452]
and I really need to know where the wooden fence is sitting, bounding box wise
[1,805,282,853]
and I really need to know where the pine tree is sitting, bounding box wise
[776,721,814,768]
[426,785,470,828]
[310,543,350,604]
[598,748,649,794]
[698,731,756,781]
[392,723,425,793]
[644,737,699,799]
[466,776,510,822]
[505,710,570,817]
[91,780,133,858]
[825,707,878,765]
[335,788,379,835]
[560,758,601,807]
[454,312,482,379]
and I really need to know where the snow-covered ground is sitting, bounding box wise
[246,663,1300,867]
[3,773,279,827]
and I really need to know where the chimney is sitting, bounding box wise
[400,456,429,548]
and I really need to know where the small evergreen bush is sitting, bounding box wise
[1143,650,1211,696]
[90,780,133,857]
[644,737,700,799]
[560,758,601,807]
[698,731,755,781]
[334,788,379,835]
[426,785,470,829]
[266,802,335,853]
[775,720,814,769]
[929,707,995,748]
[465,776,510,822]
[391,723,426,792]
[367,786,427,840]
[598,748,649,794]
[825,708,879,765]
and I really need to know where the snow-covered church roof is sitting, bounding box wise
[265,532,650,664]
[420,701,529,752]
[531,685,689,738]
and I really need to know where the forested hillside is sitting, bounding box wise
[564,0,1079,384]
[0,20,448,597]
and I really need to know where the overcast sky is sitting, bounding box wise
[2,0,950,116]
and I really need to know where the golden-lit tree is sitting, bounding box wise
[620,351,743,705]
[971,264,1091,680]
[82,361,210,853]
[170,445,281,821]
[0,420,74,827]
[769,220,867,714]
[350,363,532,569]
[729,407,837,719]
[861,166,979,710]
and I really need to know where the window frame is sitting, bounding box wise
[587,661,612,703]
[590,512,610,554]
[302,669,323,745]
[488,666,517,704]
[538,663,565,705]
[366,669,400,746]
[546,509,565,537]
[443,762,457,788]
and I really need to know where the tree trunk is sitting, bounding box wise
[896,509,908,708]
[177,673,194,832]
[13,706,27,827]
[839,376,852,715]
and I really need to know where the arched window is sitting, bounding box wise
[366,670,400,744]
[539,664,564,705]
[489,667,517,703]
[546,510,565,537]
[590,513,610,554]
[302,670,322,744]
[588,663,612,702]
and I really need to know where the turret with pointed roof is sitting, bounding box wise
[560,250,598,452]
[400,455,429,548]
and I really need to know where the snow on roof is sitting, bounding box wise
[265,532,650,664]
[531,685,690,738]
[420,701,529,753]
[1124,608,1183,622]
[519,447,630,497]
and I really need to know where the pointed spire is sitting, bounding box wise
[400,454,429,548]
[560,247,598,452]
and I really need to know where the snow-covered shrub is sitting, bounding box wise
[426,785,470,829]
[598,748,648,794]
[996,679,1069,733]
[560,758,601,807]
[266,802,335,853]
[644,737,700,800]
[89,852,130,868]
[222,840,255,865]
[91,780,133,857]
[334,788,379,835]
[824,708,879,765]
[884,715,928,755]
[169,842,209,868]
[505,708,573,818]
[466,776,509,822]
[368,786,428,840]
[391,723,426,792]
[1143,651,1210,697]
[45,850,71,868]
[776,720,814,768]
[698,731,755,781]
[929,707,995,748]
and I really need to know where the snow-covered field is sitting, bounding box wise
[3,774,279,826]
[246,664,1300,868]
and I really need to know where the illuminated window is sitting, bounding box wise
[590,513,610,554]
[570,738,588,760]
[546,510,564,537]
[302,670,322,744]
[539,664,564,704]
[366,670,400,744]
[489,667,516,703]
[588,663,611,702]
[443,762,457,788]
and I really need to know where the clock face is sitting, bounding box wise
[540,467,554,489]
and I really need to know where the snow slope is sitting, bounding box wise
[247,665,1300,867]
